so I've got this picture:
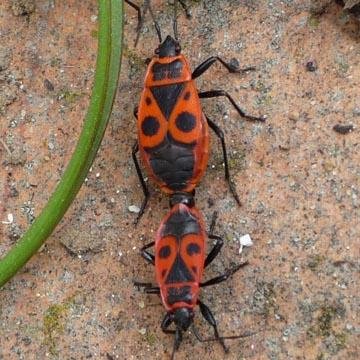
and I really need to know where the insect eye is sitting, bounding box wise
[155,48,160,55]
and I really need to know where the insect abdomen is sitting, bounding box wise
[147,137,195,191]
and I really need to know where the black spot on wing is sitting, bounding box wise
[184,91,191,100]
[175,112,196,132]
[150,83,184,120]
[145,97,152,105]
[165,255,194,284]
[159,245,171,259]
[186,243,200,256]
[142,116,160,136]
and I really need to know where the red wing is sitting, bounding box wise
[155,235,178,287]
[179,233,205,284]
[168,81,203,145]
[138,88,168,149]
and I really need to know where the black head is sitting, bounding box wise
[155,35,181,58]
[173,308,194,331]
[170,192,195,208]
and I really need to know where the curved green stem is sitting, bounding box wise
[0,0,123,288]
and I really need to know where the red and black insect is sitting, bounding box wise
[131,8,265,223]
[135,193,250,359]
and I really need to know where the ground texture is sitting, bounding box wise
[0,1,359,359]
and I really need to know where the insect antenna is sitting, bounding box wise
[147,0,162,43]
[171,327,181,360]
[173,0,179,40]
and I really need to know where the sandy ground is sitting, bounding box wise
[0,1,359,359]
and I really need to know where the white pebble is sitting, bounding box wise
[2,213,14,224]
[128,205,140,213]
[240,234,253,247]
[239,234,253,254]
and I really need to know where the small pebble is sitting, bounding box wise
[44,79,54,91]
[128,205,140,213]
[2,213,14,224]
[306,60,317,72]
[333,124,354,134]
[138,328,146,335]
[289,111,300,122]
[239,234,253,254]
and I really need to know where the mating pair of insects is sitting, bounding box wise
[127,1,265,358]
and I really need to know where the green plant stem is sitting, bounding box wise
[0,0,123,288]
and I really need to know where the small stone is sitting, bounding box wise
[138,328,146,335]
[352,107,360,116]
[289,111,300,122]
[306,60,317,72]
[239,234,253,254]
[333,124,354,134]
[240,234,253,247]
[128,205,140,213]
[44,79,54,91]
[7,213,14,223]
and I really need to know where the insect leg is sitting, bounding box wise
[133,281,160,294]
[200,262,249,287]
[205,235,224,268]
[124,0,142,31]
[177,0,191,18]
[132,141,150,225]
[161,313,175,334]
[198,300,228,353]
[124,0,144,47]
[133,106,138,119]
[205,115,241,206]
[140,241,155,265]
[205,211,224,268]
[192,56,255,79]
[200,91,265,122]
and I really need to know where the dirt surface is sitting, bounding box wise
[0,1,359,359]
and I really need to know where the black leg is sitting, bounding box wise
[205,235,224,268]
[198,300,228,353]
[177,0,191,18]
[124,0,144,46]
[208,210,218,234]
[192,56,255,79]
[200,90,265,122]
[131,141,150,225]
[140,241,155,265]
[200,262,249,287]
[124,0,142,31]
[133,105,138,119]
[204,211,224,268]
[206,115,241,206]
[192,323,256,343]
[161,312,175,334]
[133,281,160,294]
